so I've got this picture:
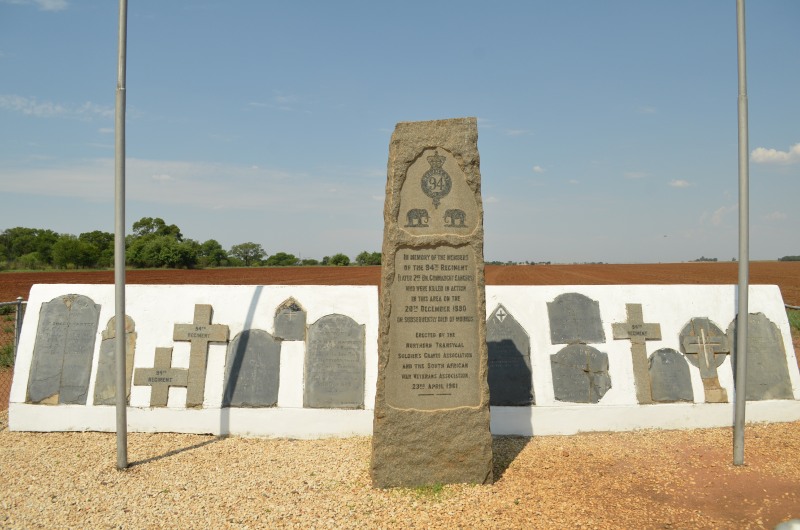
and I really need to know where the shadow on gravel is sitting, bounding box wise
[492,435,530,481]
[128,435,228,468]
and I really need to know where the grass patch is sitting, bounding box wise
[0,342,14,367]
[410,482,446,500]
[788,309,800,332]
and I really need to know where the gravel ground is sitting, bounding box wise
[1,411,798,529]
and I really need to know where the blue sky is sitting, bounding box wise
[1,1,798,263]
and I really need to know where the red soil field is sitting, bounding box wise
[1,261,799,305]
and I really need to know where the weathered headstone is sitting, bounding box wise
[550,344,612,403]
[727,313,794,400]
[612,303,661,404]
[304,314,365,409]
[649,348,693,403]
[547,292,605,345]
[93,315,137,406]
[273,298,306,341]
[173,304,229,408]
[679,318,730,403]
[222,329,281,407]
[27,294,100,405]
[133,347,188,407]
[372,117,492,488]
[487,304,534,406]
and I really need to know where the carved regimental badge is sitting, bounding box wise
[421,151,451,208]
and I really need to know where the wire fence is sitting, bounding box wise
[0,298,26,411]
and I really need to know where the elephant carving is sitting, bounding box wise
[405,208,430,227]
[444,208,467,227]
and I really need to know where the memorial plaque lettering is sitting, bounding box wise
[27,294,100,405]
[93,315,137,406]
[386,246,479,410]
[223,329,281,408]
[305,314,365,409]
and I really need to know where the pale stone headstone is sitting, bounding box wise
[612,303,661,404]
[487,304,534,406]
[27,294,100,405]
[93,315,137,406]
[550,344,612,403]
[727,313,793,400]
[173,304,229,408]
[222,329,281,407]
[372,117,492,488]
[649,348,693,403]
[679,317,730,403]
[304,314,365,409]
[273,298,306,341]
[547,292,605,345]
[133,347,188,407]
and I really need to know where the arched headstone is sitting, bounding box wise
[305,314,365,409]
[27,294,100,405]
[222,329,281,407]
[547,292,605,345]
[649,348,693,403]
[93,315,137,406]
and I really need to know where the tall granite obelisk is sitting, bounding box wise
[371,117,493,488]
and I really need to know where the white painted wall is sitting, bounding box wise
[9,283,800,437]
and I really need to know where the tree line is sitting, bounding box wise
[0,217,382,270]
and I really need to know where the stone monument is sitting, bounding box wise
[371,117,492,487]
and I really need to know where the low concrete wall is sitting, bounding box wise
[9,283,800,437]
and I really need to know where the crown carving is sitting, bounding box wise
[427,151,445,169]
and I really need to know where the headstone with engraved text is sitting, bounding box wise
[371,117,492,488]
[305,314,365,409]
[223,329,281,407]
[27,294,100,405]
[93,315,137,406]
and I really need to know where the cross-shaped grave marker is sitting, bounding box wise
[681,317,730,403]
[173,304,230,408]
[612,303,662,404]
[133,347,188,407]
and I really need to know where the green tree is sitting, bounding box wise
[79,230,115,268]
[264,252,299,266]
[52,235,99,268]
[199,239,229,267]
[329,253,350,266]
[355,251,381,266]
[132,217,183,240]
[0,227,60,266]
[300,258,320,266]
[229,242,266,266]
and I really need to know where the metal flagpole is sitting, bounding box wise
[733,0,749,466]
[114,0,129,470]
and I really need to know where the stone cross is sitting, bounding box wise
[173,304,230,408]
[133,347,188,407]
[612,303,662,404]
[682,318,730,403]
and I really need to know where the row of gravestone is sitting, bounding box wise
[27,294,366,409]
[487,292,795,406]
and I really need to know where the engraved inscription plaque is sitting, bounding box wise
[386,246,480,409]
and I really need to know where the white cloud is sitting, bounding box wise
[0,94,112,120]
[765,211,787,221]
[484,196,499,204]
[151,174,173,182]
[711,205,735,226]
[505,129,529,137]
[669,179,691,188]
[751,143,800,165]
[2,0,68,11]
[98,127,114,134]
[532,165,545,173]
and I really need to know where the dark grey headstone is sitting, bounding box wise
[679,317,730,403]
[305,314,365,409]
[550,344,611,403]
[222,329,281,407]
[547,292,605,345]
[93,315,137,406]
[728,313,794,400]
[649,348,693,403]
[27,294,100,405]
[487,305,534,406]
[273,298,306,341]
